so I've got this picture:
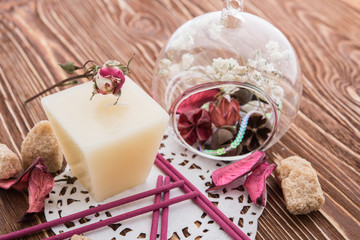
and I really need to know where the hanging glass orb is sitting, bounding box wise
[152,0,302,160]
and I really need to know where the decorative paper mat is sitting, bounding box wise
[45,128,264,239]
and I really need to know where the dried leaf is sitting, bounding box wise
[59,62,76,74]
[244,161,276,206]
[206,151,265,191]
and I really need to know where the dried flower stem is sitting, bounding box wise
[24,71,92,104]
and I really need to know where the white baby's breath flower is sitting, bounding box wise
[227,58,239,70]
[266,40,280,53]
[281,49,291,60]
[269,51,283,63]
[233,65,247,75]
[234,74,248,82]
[212,58,227,71]
[222,73,235,82]
[208,22,224,40]
[260,77,272,88]
[255,57,267,70]
[159,58,172,70]
[181,53,194,70]
[213,57,239,72]
[169,64,181,78]
[159,69,170,77]
[171,35,194,52]
[205,65,216,76]
[252,70,263,81]
[271,85,284,99]
[247,59,257,68]
[263,63,275,72]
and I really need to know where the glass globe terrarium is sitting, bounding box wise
[152,0,302,160]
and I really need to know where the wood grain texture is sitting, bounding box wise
[0,0,359,239]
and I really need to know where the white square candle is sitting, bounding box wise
[41,77,169,201]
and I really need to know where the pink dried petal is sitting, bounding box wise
[194,110,212,142]
[209,98,240,128]
[20,164,55,222]
[225,110,239,126]
[209,102,226,128]
[99,66,125,81]
[176,89,220,114]
[113,79,124,94]
[206,151,265,192]
[219,97,229,113]
[0,157,54,221]
[0,157,42,191]
[182,127,197,145]
[244,161,276,206]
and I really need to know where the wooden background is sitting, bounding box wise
[0,0,359,239]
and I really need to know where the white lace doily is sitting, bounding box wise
[45,128,264,239]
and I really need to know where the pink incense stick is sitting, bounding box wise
[155,154,250,240]
[0,180,185,240]
[45,191,198,240]
[160,176,170,240]
[150,175,163,240]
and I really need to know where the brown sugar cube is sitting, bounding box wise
[21,121,63,172]
[71,235,92,240]
[281,167,325,215]
[275,156,312,185]
[0,144,22,179]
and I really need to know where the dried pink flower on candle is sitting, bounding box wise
[178,108,213,145]
[244,161,276,206]
[209,97,240,127]
[94,61,126,95]
[206,151,265,192]
[25,56,135,105]
[176,89,220,114]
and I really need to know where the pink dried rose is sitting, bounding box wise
[244,161,276,206]
[176,89,220,114]
[209,97,240,127]
[94,60,126,96]
[178,108,213,145]
[0,157,55,221]
[206,151,265,192]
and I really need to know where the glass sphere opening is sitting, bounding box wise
[168,82,278,160]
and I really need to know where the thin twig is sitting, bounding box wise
[24,72,92,104]
[76,59,97,70]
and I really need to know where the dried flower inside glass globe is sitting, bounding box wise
[152,0,302,160]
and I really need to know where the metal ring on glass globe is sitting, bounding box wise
[152,0,302,161]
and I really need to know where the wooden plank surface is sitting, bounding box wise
[0,0,359,239]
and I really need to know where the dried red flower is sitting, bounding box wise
[178,108,213,145]
[176,89,220,114]
[209,97,240,128]
[244,160,276,206]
